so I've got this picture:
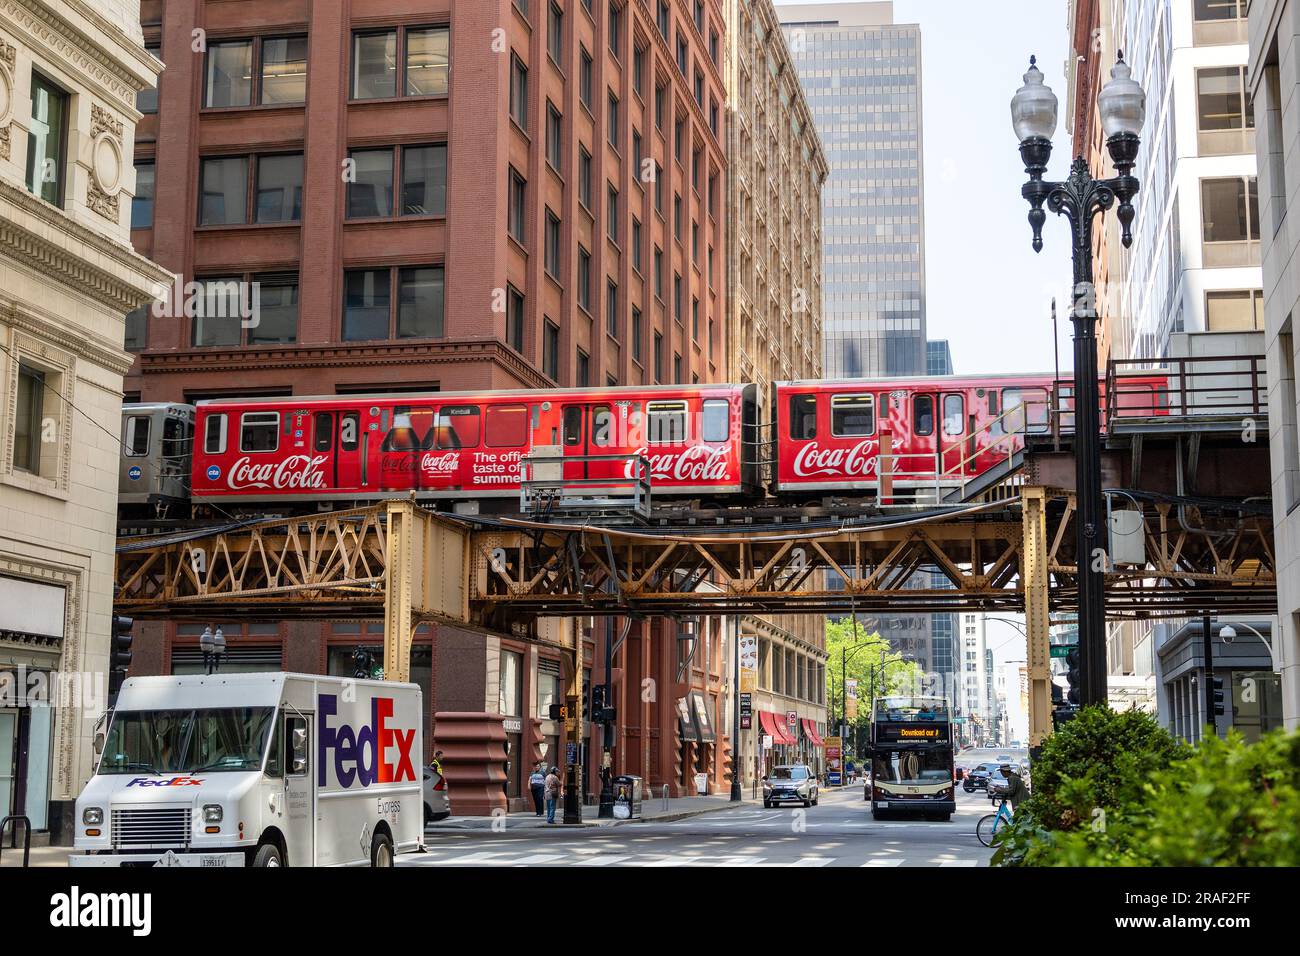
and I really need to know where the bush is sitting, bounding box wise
[994,708,1300,866]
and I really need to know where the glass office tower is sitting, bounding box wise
[778,2,927,378]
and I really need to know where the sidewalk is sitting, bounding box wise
[0,831,71,869]
[427,790,764,830]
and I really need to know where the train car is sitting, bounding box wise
[119,403,195,514]
[773,372,1168,496]
[187,383,760,508]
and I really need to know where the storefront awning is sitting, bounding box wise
[677,696,699,742]
[690,691,716,743]
[759,710,796,746]
[801,718,823,747]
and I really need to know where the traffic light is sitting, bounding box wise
[1212,676,1226,717]
[591,685,605,712]
[1065,647,1081,705]
[109,614,134,698]
[351,647,383,680]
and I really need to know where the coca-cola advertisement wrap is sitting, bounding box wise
[227,455,328,491]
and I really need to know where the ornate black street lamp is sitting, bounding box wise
[1011,54,1146,708]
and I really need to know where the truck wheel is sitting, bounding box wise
[370,831,394,868]
[253,843,283,867]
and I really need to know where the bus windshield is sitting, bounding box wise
[873,697,949,721]
[98,707,276,775]
[873,748,953,786]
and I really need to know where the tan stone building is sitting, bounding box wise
[0,0,166,840]
[722,0,829,781]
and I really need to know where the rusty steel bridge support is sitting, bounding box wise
[1020,487,1053,748]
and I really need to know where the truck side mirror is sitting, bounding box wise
[93,731,105,756]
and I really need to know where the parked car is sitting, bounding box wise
[763,764,819,808]
[423,765,451,823]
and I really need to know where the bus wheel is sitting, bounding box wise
[370,831,394,868]
[253,843,283,867]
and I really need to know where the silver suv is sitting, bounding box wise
[763,764,819,808]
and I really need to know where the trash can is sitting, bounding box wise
[694,772,709,796]
[613,775,642,819]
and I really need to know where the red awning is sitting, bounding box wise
[802,718,823,747]
[760,710,796,746]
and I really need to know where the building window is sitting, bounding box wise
[25,73,68,205]
[1197,67,1253,130]
[1202,176,1259,242]
[343,266,444,340]
[580,46,593,109]
[548,3,564,64]
[657,1,670,38]
[251,274,300,344]
[546,102,563,169]
[138,44,161,113]
[508,167,527,243]
[544,320,560,380]
[506,285,525,352]
[676,34,688,75]
[632,129,644,175]
[608,1,622,56]
[1206,290,1264,331]
[190,274,299,346]
[352,27,449,99]
[653,331,663,381]
[654,82,665,130]
[674,193,682,238]
[510,53,529,129]
[576,348,590,386]
[653,245,663,297]
[654,163,664,211]
[691,296,699,340]
[673,272,682,320]
[545,209,562,278]
[13,363,45,474]
[255,153,304,223]
[347,145,446,218]
[673,352,682,382]
[607,183,618,241]
[578,246,591,311]
[694,0,705,33]
[204,40,253,107]
[261,36,309,104]
[1194,0,1246,20]
[198,156,249,225]
[633,44,646,96]
[132,162,155,229]
[631,306,642,362]
[631,217,642,270]
[579,146,593,208]
[608,90,620,147]
[204,35,308,108]
[606,279,619,337]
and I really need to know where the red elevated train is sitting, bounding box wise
[121,372,1168,515]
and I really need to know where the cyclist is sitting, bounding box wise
[997,763,1028,812]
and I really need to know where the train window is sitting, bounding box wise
[647,401,688,444]
[790,394,817,440]
[433,406,481,449]
[240,412,280,452]
[591,406,614,447]
[125,416,150,457]
[313,412,333,452]
[702,400,729,442]
[831,394,874,437]
[486,404,528,448]
[1002,389,1026,434]
[563,406,583,446]
[942,394,965,436]
[913,395,934,437]
[204,414,227,454]
[340,413,359,451]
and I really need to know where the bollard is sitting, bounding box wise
[661,784,670,811]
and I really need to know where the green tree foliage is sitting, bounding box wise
[993,706,1300,866]
[823,617,924,751]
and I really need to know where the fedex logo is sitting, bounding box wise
[125,776,204,788]
[318,693,416,789]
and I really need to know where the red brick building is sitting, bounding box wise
[124,0,734,803]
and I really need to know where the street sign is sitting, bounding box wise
[1050,645,1074,659]
[786,710,798,729]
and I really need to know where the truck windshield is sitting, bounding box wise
[99,707,276,775]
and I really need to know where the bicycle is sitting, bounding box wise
[976,799,1013,848]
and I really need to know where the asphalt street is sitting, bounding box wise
[401,784,1000,867]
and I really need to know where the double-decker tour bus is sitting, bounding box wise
[867,696,956,821]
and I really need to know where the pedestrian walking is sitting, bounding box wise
[544,765,562,824]
[529,763,547,816]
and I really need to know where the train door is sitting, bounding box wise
[560,402,620,482]
[939,391,968,478]
[908,391,938,478]
[311,410,364,493]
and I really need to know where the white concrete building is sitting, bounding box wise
[0,0,166,839]
[958,613,991,742]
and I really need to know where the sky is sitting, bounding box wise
[779,0,1076,730]
[779,0,1076,378]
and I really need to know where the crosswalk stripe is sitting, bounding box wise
[572,854,631,866]
[938,859,978,867]
[861,858,904,867]
[510,854,566,865]
[791,857,833,867]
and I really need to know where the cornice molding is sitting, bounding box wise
[2,294,134,375]
[0,178,172,313]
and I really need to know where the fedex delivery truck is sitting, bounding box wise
[69,673,424,867]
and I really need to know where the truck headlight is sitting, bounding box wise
[82,807,103,826]
[203,804,223,824]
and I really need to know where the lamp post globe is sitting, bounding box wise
[1010,55,1058,144]
[1097,52,1145,140]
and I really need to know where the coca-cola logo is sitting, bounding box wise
[791,440,878,478]
[228,455,328,490]
[624,445,731,482]
[420,452,460,475]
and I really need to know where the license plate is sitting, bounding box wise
[200,855,231,867]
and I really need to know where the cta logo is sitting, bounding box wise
[127,466,142,481]
[318,693,416,789]
[206,465,221,481]
[125,776,204,787]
